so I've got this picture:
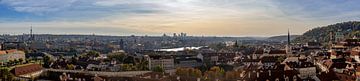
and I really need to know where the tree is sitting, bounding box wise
[7,60,14,65]
[204,66,225,80]
[87,51,100,57]
[121,64,136,71]
[123,56,135,64]
[135,58,149,70]
[189,68,202,77]
[19,58,24,64]
[107,52,126,62]
[14,59,19,65]
[175,68,187,76]
[66,64,75,70]
[0,68,14,81]
[43,55,53,68]
[175,68,202,78]
[277,56,285,63]
[152,65,164,73]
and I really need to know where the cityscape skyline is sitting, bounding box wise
[1,0,360,36]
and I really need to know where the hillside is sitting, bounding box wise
[267,35,300,41]
[293,21,360,43]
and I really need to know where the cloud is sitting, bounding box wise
[0,0,77,14]
[0,0,360,36]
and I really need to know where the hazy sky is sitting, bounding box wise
[1,0,360,37]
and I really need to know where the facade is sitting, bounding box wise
[335,31,344,42]
[0,49,26,64]
[201,52,237,65]
[262,49,287,57]
[145,55,175,70]
[175,58,202,68]
[298,67,317,79]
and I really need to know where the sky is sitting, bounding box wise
[1,0,360,37]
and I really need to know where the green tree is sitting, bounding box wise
[0,68,14,81]
[277,56,285,63]
[121,64,136,71]
[7,60,14,65]
[123,56,135,64]
[135,58,149,70]
[43,55,53,68]
[66,64,75,70]
[152,65,164,73]
[87,51,100,57]
[107,52,126,62]
[14,59,19,65]
[18,58,24,64]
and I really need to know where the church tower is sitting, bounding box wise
[29,26,35,42]
[286,29,292,54]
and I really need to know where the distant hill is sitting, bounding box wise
[267,35,300,41]
[293,21,360,43]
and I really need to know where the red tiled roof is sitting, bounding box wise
[11,64,43,76]
[6,49,17,53]
[0,51,6,55]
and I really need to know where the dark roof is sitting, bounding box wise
[344,39,360,42]
[285,62,315,68]
[254,49,264,54]
[332,58,346,63]
[268,50,286,54]
[242,59,260,62]
[330,63,348,69]
[175,58,202,63]
[147,55,173,59]
[261,56,281,63]
[307,42,322,46]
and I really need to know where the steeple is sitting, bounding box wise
[286,28,292,54]
[30,26,32,36]
[29,26,34,42]
[287,28,290,45]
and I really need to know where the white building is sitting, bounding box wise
[145,55,175,70]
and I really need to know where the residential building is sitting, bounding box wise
[145,55,175,70]
[0,49,26,64]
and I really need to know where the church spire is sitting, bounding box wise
[286,28,291,54]
[287,28,290,45]
[30,26,33,41]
